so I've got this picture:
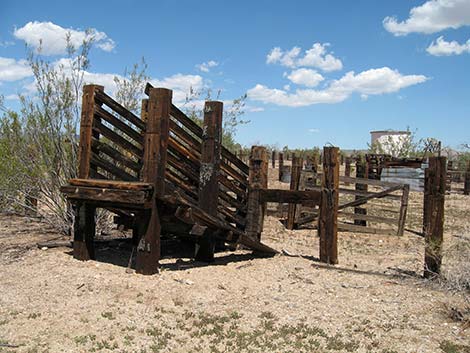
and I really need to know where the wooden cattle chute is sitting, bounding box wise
[62,84,278,275]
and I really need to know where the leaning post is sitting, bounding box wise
[278,152,284,181]
[318,147,339,264]
[464,161,470,196]
[423,156,446,278]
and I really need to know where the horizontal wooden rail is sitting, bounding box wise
[90,154,138,181]
[95,90,145,131]
[92,120,143,159]
[91,139,141,173]
[95,106,144,145]
[259,189,321,204]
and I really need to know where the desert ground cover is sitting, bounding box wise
[0,166,469,353]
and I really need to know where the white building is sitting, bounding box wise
[370,130,411,157]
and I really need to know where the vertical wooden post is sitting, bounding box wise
[305,155,313,171]
[135,87,171,275]
[271,150,276,168]
[195,101,223,262]
[446,160,452,193]
[278,152,284,181]
[246,146,267,241]
[344,157,351,186]
[464,161,470,196]
[397,184,410,236]
[318,147,339,264]
[73,84,103,261]
[423,156,446,278]
[354,157,368,226]
[286,156,303,230]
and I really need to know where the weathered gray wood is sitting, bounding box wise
[355,158,368,226]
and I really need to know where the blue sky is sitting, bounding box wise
[1,0,469,149]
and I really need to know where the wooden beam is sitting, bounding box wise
[278,152,284,181]
[355,157,368,226]
[464,161,470,196]
[287,156,303,230]
[245,146,267,240]
[78,85,103,179]
[259,189,321,204]
[61,185,151,204]
[423,157,446,278]
[318,147,339,264]
[397,184,410,236]
[196,101,223,262]
[135,87,172,275]
[73,202,96,261]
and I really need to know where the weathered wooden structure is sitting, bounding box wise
[61,84,342,274]
[61,84,279,274]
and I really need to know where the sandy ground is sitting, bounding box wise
[0,167,469,353]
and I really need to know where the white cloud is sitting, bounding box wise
[266,43,342,71]
[246,106,265,113]
[248,67,428,107]
[151,73,205,104]
[196,60,218,72]
[383,0,470,36]
[308,128,320,133]
[13,21,115,55]
[0,57,32,82]
[285,68,324,87]
[426,35,470,55]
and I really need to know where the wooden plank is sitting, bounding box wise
[221,159,248,188]
[78,85,103,178]
[90,154,138,181]
[340,175,405,188]
[338,212,398,225]
[69,178,152,191]
[93,119,143,159]
[95,106,144,145]
[318,147,339,264]
[424,157,446,278]
[169,118,202,152]
[259,189,321,204]
[221,146,249,177]
[287,156,303,230]
[397,184,410,236]
[91,138,141,173]
[338,223,397,236]
[344,157,351,186]
[136,87,171,275]
[61,185,150,204]
[94,90,145,130]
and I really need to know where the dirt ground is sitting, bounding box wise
[0,167,469,353]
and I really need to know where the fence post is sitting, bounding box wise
[344,157,351,186]
[446,160,452,193]
[271,150,276,168]
[195,101,223,262]
[464,161,470,196]
[287,156,303,230]
[73,84,103,261]
[354,157,368,226]
[135,87,172,275]
[278,152,284,181]
[319,147,339,264]
[397,184,410,236]
[246,146,267,241]
[423,156,446,278]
